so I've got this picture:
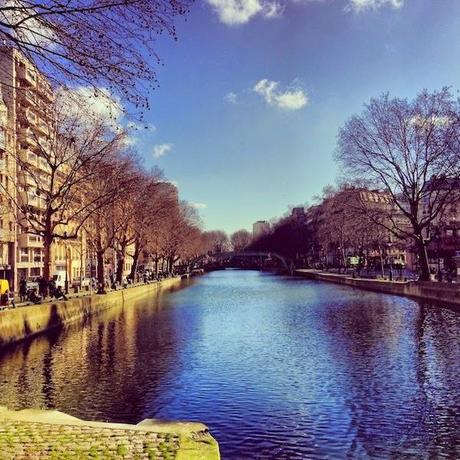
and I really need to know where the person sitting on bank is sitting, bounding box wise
[54,286,68,301]
[28,288,42,304]
[0,290,9,307]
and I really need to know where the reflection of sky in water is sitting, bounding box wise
[0,271,459,459]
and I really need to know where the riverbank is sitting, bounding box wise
[296,269,460,306]
[0,406,219,459]
[0,277,183,347]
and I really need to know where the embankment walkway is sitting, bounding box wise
[296,269,460,306]
[0,277,184,347]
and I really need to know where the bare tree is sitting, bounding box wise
[2,100,133,287]
[202,230,230,254]
[84,153,138,291]
[230,229,251,252]
[0,0,192,109]
[336,88,460,280]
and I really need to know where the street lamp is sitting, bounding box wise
[387,240,393,281]
[64,231,69,294]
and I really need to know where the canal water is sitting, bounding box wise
[0,270,459,459]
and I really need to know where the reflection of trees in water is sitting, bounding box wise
[0,285,187,423]
[318,293,460,457]
[413,304,460,458]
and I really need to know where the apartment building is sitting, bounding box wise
[0,86,16,284]
[0,47,85,290]
[253,220,270,239]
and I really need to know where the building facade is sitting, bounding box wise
[0,47,86,290]
[253,220,270,239]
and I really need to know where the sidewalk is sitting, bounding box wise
[11,279,170,309]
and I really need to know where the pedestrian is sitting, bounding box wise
[19,277,27,302]
[0,290,8,307]
[54,286,68,301]
[39,276,47,299]
[122,275,128,289]
[28,288,41,304]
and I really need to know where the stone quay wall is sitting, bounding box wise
[0,278,183,347]
[295,270,460,306]
[0,406,220,460]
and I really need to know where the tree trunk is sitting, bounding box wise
[96,250,105,293]
[42,233,53,297]
[43,235,52,282]
[129,241,141,280]
[116,244,126,283]
[416,236,430,281]
[379,245,385,278]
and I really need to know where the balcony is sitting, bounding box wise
[18,190,40,208]
[35,118,48,136]
[16,65,37,87]
[18,233,43,248]
[0,158,5,171]
[0,130,5,151]
[37,81,53,101]
[20,89,36,107]
[17,126,37,148]
[18,107,38,126]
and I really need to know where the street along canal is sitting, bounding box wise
[0,270,459,459]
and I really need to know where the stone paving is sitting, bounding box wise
[0,420,179,459]
[0,408,219,460]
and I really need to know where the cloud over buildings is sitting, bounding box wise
[253,79,308,110]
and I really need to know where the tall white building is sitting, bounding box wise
[252,220,270,239]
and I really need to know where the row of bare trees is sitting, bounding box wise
[248,89,460,280]
[1,91,211,292]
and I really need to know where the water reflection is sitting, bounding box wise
[0,271,459,459]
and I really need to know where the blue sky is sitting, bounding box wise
[131,0,460,234]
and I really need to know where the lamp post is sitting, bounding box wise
[387,240,393,281]
[433,228,442,282]
[63,231,69,294]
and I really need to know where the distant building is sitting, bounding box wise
[253,221,270,239]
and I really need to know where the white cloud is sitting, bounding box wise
[347,0,403,12]
[189,202,208,209]
[206,0,282,25]
[253,79,308,110]
[224,92,238,104]
[56,86,123,130]
[152,143,173,158]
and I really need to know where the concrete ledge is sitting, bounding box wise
[0,278,183,347]
[296,269,460,306]
[0,406,220,459]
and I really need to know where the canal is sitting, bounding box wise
[0,270,459,459]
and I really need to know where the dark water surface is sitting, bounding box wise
[0,270,459,459]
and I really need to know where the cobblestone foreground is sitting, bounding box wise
[0,407,220,460]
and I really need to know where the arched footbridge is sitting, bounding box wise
[190,251,294,275]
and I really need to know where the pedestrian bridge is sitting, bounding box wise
[190,251,293,274]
